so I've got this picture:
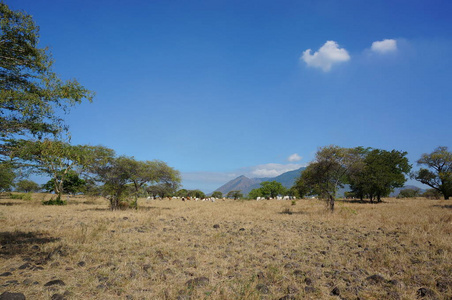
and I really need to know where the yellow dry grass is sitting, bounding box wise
[0,194,451,299]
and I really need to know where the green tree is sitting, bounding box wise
[10,138,113,203]
[0,3,94,158]
[413,146,452,200]
[211,191,222,199]
[295,145,362,211]
[91,156,180,209]
[422,188,442,200]
[188,189,206,199]
[42,170,86,195]
[248,188,263,200]
[16,179,40,193]
[0,162,15,192]
[176,189,189,198]
[259,181,286,198]
[397,188,421,198]
[227,190,243,200]
[349,149,411,202]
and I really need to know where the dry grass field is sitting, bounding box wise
[0,194,451,300]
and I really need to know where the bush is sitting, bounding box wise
[397,188,421,198]
[42,198,67,205]
[9,193,32,200]
[422,189,442,200]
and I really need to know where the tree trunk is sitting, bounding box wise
[329,195,335,212]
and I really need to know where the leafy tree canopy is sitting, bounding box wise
[211,191,222,199]
[413,146,452,200]
[0,3,93,158]
[16,179,40,193]
[227,190,243,200]
[295,145,363,211]
[0,162,15,191]
[348,149,411,202]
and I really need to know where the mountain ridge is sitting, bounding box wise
[214,167,306,196]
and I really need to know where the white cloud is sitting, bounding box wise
[287,153,302,162]
[301,41,350,72]
[371,39,397,54]
[246,163,305,178]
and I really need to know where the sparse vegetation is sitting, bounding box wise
[0,194,450,299]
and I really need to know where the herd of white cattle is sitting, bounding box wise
[146,196,298,202]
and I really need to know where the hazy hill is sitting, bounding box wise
[214,167,306,196]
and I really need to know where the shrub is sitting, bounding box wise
[9,193,32,200]
[42,198,67,205]
[397,188,421,198]
[422,189,442,200]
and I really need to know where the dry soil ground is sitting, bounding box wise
[0,195,451,299]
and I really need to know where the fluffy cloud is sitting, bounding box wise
[301,41,350,72]
[287,153,302,162]
[371,39,397,54]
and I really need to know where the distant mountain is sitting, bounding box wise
[214,167,306,196]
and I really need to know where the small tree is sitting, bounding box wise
[211,191,223,199]
[227,190,243,200]
[259,181,286,198]
[188,189,206,199]
[91,156,180,209]
[296,145,363,211]
[413,146,452,200]
[16,179,40,193]
[248,188,263,200]
[397,188,421,198]
[42,170,86,195]
[422,189,442,200]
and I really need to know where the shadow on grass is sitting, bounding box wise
[79,206,172,212]
[279,209,306,215]
[0,231,60,257]
[0,202,24,206]
[433,205,452,209]
[336,199,385,204]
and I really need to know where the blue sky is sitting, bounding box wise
[10,0,452,192]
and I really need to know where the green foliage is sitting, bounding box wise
[16,179,40,193]
[0,3,94,152]
[248,188,263,200]
[211,191,222,199]
[422,188,442,200]
[42,198,66,205]
[9,138,114,201]
[397,188,421,198]
[413,146,452,200]
[259,181,286,198]
[9,192,31,200]
[0,162,15,191]
[295,145,363,211]
[227,190,243,200]
[42,170,86,195]
[90,156,180,209]
[348,149,411,202]
[248,181,287,199]
[188,189,205,199]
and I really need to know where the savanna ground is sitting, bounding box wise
[0,194,451,300]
